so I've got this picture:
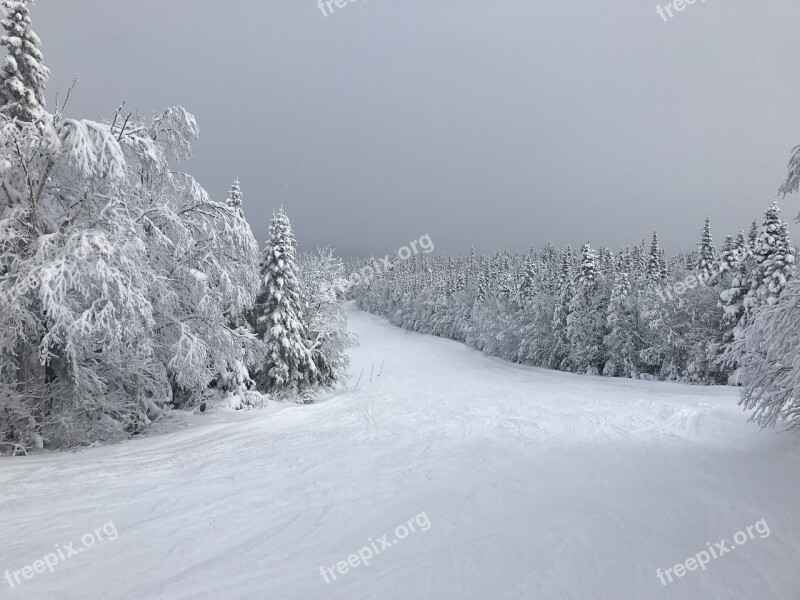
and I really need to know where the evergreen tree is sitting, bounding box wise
[748,220,759,249]
[568,244,606,374]
[252,209,318,395]
[226,178,243,216]
[646,232,663,284]
[719,235,737,273]
[0,0,49,121]
[696,217,716,280]
[605,272,638,377]
[739,146,800,429]
[745,201,795,309]
[550,248,574,370]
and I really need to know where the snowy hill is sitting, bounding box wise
[2,303,799,599]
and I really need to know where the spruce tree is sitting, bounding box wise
[719,233,751,361]
[605,272,637,377]
[550,248,574,370]
[746,201,795,309]
[720,235,737,271]
[696,217,716,280]
[646,232,664,284]
[748,220,759,249]
[0,0,49,121]
[226,178,243,216]
[252,209,318,395]
[568,244,605,374]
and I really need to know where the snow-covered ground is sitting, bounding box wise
[2,304,800,599]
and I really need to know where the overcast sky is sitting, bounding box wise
[31,0,800,256]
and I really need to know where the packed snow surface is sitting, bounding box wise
[2,304,800,599]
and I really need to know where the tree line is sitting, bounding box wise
[353,195,800,431]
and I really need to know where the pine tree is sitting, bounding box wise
[519,255,538,305]
[748,220,759,249]
[646,232,663,284]
[568,244,606,374]
[226,178,243,216]
[550,248,574,370]
[745,201,795,309]
[739,146,800,429]
[719,235,737,272]
[0,0,49,121]
[718,232,751,370]
[605,272,638,377]
[252,209,318,396]
[696,217,716,280]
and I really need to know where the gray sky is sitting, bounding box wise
[32,0,800,256]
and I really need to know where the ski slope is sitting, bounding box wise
[2,303,800,599]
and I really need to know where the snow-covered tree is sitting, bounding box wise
[696,217,716,280]
[0,2,262,448]
[647,232,664,284]
[300,247,354,388]
[745,201,795,309]
[718,231,751,368]
[226,178,243,216]
[0,0,49,122]
[0,105,262,449]
[739,150,800,430]
[550,249,574,370]
[568,244,606,374]
[252,209,318,396]
[605,272,638,377]
[739,281,800,429]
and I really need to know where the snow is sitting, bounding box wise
[2,303,800,599]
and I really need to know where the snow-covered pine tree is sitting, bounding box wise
[696,217,717,281]
[550,247,574,370]
[719,232,749,328]
[745,201,795,309]
[568,243,607,374]
[226,178,243,216]
[719,235,738,274]
[748,220,759,249]
[646,232,664,284]
[739,144,800,429]
[605,272,638,377]
[252,208,318,396]
[0,0,49,122]
[718,231,752,376]
[519,255,538,305]
[735,230,749,263]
